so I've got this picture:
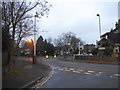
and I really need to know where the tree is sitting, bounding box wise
[46,42,55,55]
[54,31,84,54]
[47,37,52,44]
[36,36,55,56]
[91,48,98,55]
[36,36,45,55]
[2,1,52,72]
[98,38,114,56]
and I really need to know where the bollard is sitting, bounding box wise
[54,55,56,58]
[46,55,49,59]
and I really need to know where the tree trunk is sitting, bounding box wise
[7,40,14,73]
[8,47,14,73]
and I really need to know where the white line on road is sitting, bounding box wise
[99,72,102,74]
[87,71,95,73]
[69,68,74,71]
[84,72,91,75]
[78,70,84,72]
[114,74,120,77]
[64,67,68,70]
[76,71,81,73]
[64,69,71,72]
[58,68,64,70]
[110,76,113,78]
[72,71,78,73]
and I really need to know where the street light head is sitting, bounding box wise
[28,39,33,44]
[68,42,71,46]
[36,12,38,15]
[97,14,100,16]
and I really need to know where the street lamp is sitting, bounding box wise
[97,14,102,39]
[33,12,39,64]
[78,41,81,55]
[28,39,33,44]
[67,42,71,55]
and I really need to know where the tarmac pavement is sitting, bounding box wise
[2,57,51,89]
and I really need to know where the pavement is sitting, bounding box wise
[2,56,51,89]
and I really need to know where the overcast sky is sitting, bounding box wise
[30,0,119,45]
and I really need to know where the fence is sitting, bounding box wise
[74,55,118,61]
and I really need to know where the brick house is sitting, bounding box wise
[100,19,120,58]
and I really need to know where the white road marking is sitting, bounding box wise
[76,71,81,73]
[58,68,64,70]
[64,69,71,72]
[87,71,95,73]
[96,74,100,76]
[53,67,58,69]
[78,70,84,72]
[37,80,40,83]
[114,74,120,77]
[64,67,68,70]
[72,71,77,73]
[110,76,113,78]
[110,75,118,79]
[84,72,91,75]
[53,67,56,69]
[99,72,102,74]
[69,68,75,71]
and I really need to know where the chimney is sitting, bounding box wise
[115,22,118,29]
[118,19,120,28]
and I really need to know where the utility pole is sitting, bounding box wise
[79,41,80,55]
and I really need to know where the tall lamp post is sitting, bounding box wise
[33,12,39,64]
[78,41,81,55]
[97,14,102,39]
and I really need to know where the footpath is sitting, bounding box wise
[2,57,51,88]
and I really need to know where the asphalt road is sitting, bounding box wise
[37,58,119,88]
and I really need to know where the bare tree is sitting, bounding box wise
[2,0,52,72]
[54,31,84,54]
[47,37,52,43]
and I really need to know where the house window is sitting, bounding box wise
[115,46,120,53]
[105,35,108,39]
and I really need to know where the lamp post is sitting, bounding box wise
[97,14,102,39]
[33,12,39,64]
[68,42,71,55]
[78,41,81,55]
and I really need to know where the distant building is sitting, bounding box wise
[100,19,120,55]
[82,44,95,54]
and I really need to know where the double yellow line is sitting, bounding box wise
[34,65,54,88]
[21,65,54,89]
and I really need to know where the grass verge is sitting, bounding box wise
[3,67,24,79]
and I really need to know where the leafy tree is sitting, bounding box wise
[103,47,113,56]
[98,38,114,47]
[91,48,98,55]
[98,38,114,56]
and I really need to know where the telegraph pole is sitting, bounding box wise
[79,41,80,55]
